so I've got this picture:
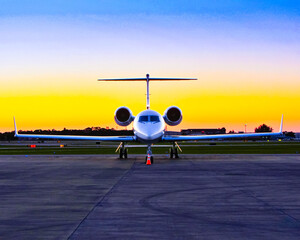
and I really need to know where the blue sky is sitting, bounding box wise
[1,0,299,16]
[0,1,299,131]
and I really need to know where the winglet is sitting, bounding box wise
[279,114,283,133]
[13,117,18,137]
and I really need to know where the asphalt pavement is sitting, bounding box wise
[0,154,299,239]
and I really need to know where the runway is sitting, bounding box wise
[0,155,300,239]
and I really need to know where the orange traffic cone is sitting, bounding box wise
[146,154,151,165]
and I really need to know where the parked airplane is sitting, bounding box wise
[14,74,283,164]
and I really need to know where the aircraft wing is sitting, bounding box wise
[162,132,282,142]
[13,118,136,142]
[163,115,284,142]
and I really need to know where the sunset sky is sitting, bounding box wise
[0,1,299,132]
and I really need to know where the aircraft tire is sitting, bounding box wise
[124,148,128,159]
[170,148,174,158]
[119,148,123,159]
[174,148,179,158]
[151,156,154,164]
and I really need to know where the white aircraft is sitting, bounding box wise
[14,74,283,164]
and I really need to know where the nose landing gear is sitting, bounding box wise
[145,144,154,164]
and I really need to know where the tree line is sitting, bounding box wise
[0,124,295,141]
[0,127,134,141]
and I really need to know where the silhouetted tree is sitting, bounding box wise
[284,131,295,138]
[255,124,273,133]
[0,127,134,140]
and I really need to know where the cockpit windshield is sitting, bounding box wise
[138,115,160,123]
[150,115,159,122]
[139,116,149,122]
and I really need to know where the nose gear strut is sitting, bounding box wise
[145,144,154,164]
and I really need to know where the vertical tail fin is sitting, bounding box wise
[13,117,18,137]
[279,114,283,133]
[146,74,150,109]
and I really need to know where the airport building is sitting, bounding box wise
[164,131,181,135]
[181,128,226,135]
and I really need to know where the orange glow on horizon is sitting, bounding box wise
[1,9,299,134]
[1,75,299,133]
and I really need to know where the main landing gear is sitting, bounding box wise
[118,142,128,159]
[170,142,180,159]
[117,142,180,164]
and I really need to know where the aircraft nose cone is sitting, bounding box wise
[137,124,164,142]
[140,128,153,139]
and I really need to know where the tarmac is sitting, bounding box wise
[0,154,300,239]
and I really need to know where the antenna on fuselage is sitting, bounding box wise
[98,74,197,110]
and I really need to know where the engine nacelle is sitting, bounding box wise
[114,107,134,126]
[163,106,182,126]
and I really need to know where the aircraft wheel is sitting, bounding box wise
[174,148,179,158]
[124,148,128,159]
[151,156,154,164]
[169,148,174,158]
[119,148,123,159]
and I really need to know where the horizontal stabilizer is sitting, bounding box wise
[98,77,197,81]
[98,74,197,110]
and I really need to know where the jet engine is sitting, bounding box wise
[114,107,134,126]
[163,106,182,126]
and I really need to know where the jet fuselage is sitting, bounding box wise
[133,109,165,143]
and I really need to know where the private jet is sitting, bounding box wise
[14,74,283,164]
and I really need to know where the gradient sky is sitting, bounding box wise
[0,1,299,132]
